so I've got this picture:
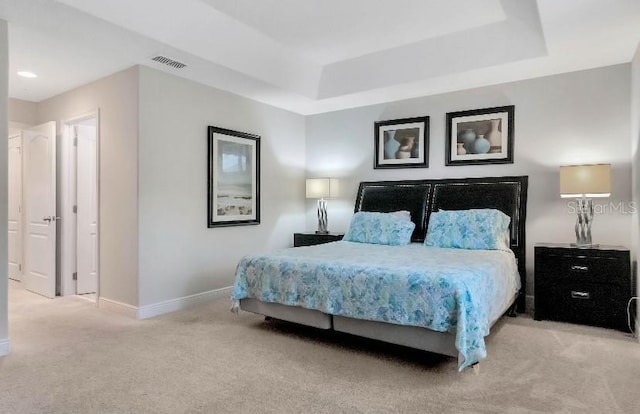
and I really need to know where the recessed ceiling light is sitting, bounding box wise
[17,71,37,78]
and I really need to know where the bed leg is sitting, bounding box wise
[472,363,480,375]
[507,302,518,318]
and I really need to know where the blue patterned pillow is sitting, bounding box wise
[343,212,416,246]
[424,209,511,250]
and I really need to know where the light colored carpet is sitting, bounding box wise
[1,280,639,414]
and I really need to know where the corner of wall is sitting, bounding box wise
[631,42,640,340]
[0,18,9,353]
[35,65,141,309]
[8,97,37,126]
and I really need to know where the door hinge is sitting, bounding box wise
[73,137,78,147]
[18,205,21,213]
[18,264,21,272]
[73,272,77,280]
[73,205,77,213]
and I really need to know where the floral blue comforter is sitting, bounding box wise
[232,241,520,370]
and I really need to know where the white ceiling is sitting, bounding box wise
[201,0,506,64]
[1,0,640,115]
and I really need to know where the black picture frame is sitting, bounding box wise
[374,116,429,169]
[207,126,260,228]
[445,105,515,166]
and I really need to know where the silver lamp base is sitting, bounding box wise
[573,198,594,247]
[316,198,328,234]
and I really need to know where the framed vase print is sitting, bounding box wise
[374,116,429,169]
[208,126,260,227]
[445,105,514,166]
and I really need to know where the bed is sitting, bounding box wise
[232,176,528,370]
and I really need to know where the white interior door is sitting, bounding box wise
[76,123,98,294]
[8,134,23,281]
[23,122,57,298]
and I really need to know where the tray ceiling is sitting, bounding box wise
[1,0,639,114]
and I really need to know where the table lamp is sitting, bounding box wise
[559,164,611,247]
[306,178,338,234]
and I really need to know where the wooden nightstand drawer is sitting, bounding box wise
[293,232,343,247]
[560,255,626,286]
[537,282,628,330]
[534,243,631,332]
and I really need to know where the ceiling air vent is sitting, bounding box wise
[151,55,187,69]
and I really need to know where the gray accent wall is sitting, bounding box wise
[306,64,633,303]
[137,66,306,308]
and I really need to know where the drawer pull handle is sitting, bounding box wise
[570,265,589,272]
[571,291,591,300]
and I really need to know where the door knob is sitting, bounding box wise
[43,216,52,222]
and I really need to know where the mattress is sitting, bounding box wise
[232,241,520,369]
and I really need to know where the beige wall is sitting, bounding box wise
[306,64,633,309]
[8,98,37,135]
[3,60,635,320]
[0,19,9,353]
[36,67,139,307]
[137,66,306,307]
[5,64,306,314]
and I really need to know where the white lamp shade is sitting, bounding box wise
[560,164,611,198]
[306,178,339,199]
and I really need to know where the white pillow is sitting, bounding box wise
[388,210,411,221]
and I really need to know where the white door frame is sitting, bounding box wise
[8,133,23,282]
[60,110,100,299]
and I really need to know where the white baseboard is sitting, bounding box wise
[0,338,10,356]
[98,297,138,319]
[136,286,233,320]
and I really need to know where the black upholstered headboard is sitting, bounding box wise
[355,176,528,312]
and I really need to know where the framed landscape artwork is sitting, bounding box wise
[445,105,515,166]
[374,116,429,169]
[208,126,260,227]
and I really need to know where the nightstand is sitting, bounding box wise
[293,232,344,247]
[534,243,631,332]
